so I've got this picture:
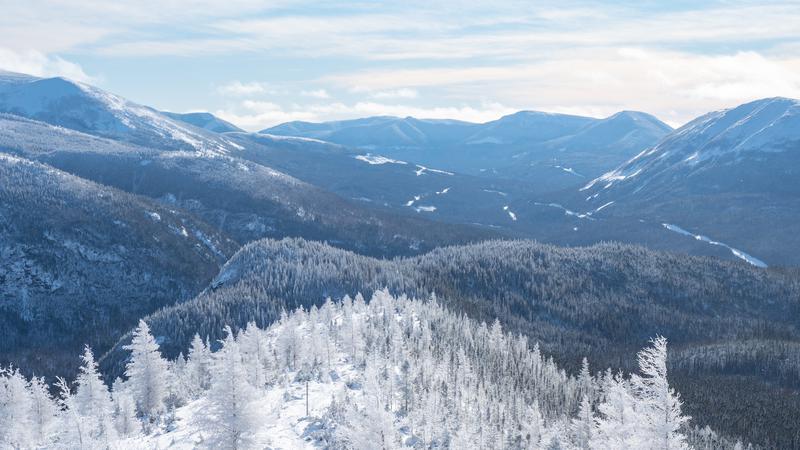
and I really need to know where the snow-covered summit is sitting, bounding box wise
[0,72,238,153]
[583,97,800,194]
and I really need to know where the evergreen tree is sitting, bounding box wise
[74,346,117,444]
[203,326,261,449]
[124,319,170,420]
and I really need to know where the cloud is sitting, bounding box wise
[216,98,516,131]
[370,88,418,99]
[217,81,271,96]
[0,48,94,82]
[326,48,800,126]
[301,89,330,99]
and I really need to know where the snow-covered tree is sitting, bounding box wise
[572,395,594,449]
[630,336,690,450]
[124,319,169,420]
[74,346,117,444]
[113,390,141,438]
[203,326,261,449]
[185,333,212,397]
[27,375,60,446]
[0,367,34,448]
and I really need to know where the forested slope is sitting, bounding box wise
[0,154,237,378]
[105,238,800,447]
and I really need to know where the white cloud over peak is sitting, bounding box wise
[0,48,94,83]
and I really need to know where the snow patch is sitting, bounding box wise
[354,154,407,165]
[661,223,767,268]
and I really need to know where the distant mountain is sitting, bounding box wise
[104,237,800,448]
[161,111,243,133]
[264,116,479,148]
[0,113,498,257]
[261,110,673,187]
[580,97,800,266]
[0,153,237,378]
[464,110,594,145]
[0,70,237,152]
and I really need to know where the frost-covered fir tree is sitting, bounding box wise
[0,367,34,448]
[630,336,690,450]
[113,390,141,438]
[203,326,262,449]
[124,319,169,420]
[185,333,212,397]
[27,375,60,446]
[73,346,117,445]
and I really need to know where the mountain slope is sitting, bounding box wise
[262,110,672,189]
[0,113,498,257]
[161,111,244,133]
[580,97,800,266]
[105,237,800,448]
[0,153,238,378]
[0,70,237,152]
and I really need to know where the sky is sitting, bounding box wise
[1,0,799,130]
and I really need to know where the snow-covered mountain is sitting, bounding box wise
[261,110,673,187]
[0,70,237,153]
[263,115,480,148]
[0,153,237,378]
[584,97,800,197]
[579,97,800,266]
[161,111,244,133]
[0,113,497,257]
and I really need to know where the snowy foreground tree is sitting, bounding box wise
[0,291,747,449]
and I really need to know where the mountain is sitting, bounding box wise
[579,97,800,266]
[261,110,673,188]
[161,111,244,133]
[263,115,480,148]
[0,113,498,257]
[104,237,800,448]
[0,153,238,379]
[227,131,548,233]
[0,70,237,152]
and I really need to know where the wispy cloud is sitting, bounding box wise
[2,1,798,126]
[0,48,94,83]
[217,98,516,131]
[370,88,418,99]
[217,81,271,96]
[301,89,330,99]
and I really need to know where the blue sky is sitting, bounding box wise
[1,0,799,130]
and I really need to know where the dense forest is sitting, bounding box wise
[102,238,800,448]
[3,293,742,449]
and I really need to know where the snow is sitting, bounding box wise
[147,211,161,222]
[593,201,615,213]
[405,195,422,207]
[662,223,767,268]
[354,154,407,165]
[503,205,517,221]
[414,164,454,176]
[138,360,360,449]
[534,202,594,220]
[554,165,584,177]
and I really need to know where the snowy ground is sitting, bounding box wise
[125,364,360,449]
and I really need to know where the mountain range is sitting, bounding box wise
[262,109,673,191]
[1,69,799,447]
